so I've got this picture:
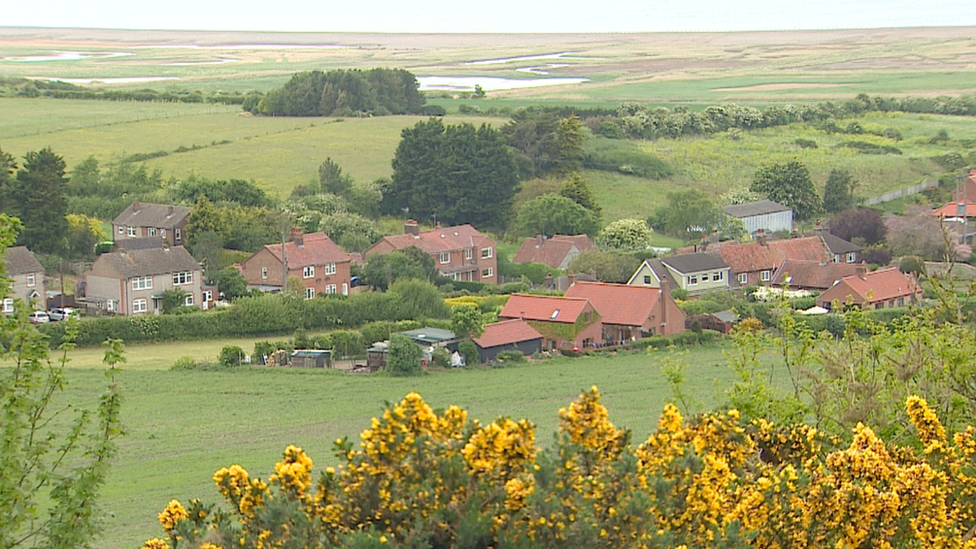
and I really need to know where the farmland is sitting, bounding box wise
[47,339,769,548]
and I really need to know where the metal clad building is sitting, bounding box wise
[724,200,793,234]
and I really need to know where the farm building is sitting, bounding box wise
[473,319,544,363]
[498,294,601,351]
[724,200,793,235]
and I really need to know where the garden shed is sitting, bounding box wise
[290,349,332,368]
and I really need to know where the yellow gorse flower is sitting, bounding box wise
[156,499,188,532]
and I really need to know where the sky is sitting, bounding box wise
[5,0,976,33]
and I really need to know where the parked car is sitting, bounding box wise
[28,311,50,324]
[48,308,77,321]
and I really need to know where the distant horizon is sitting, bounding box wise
[5,0,976,35]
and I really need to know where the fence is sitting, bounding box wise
[863,179,939,206]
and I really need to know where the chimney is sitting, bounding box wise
[815,220,822,232]
[132,198,140,212]
[404,219,419,236]
[757,228,767,247]
[659,276,669,331]
[167,204,174,217]
[435,221,441,229]
[537,234,545,247]
[290,227,304,247]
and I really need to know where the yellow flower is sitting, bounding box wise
[141,539,170,549]
[157,499,188,532]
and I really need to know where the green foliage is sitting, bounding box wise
[582,137,673,178]
[213,266,247,301]
[431,347,451,368]
[256,68,425,116]
[597,218,653,251]
[218,345,245,366]
[450,304,485,339]
[384,118,519,229]
[160,288,189,315]
[567,249,641,283]
[793,138,818,149]
[494,349,527,364]
[6,147,68,253]
[318,157,353,197]
[750,160,822,221]
[362,246,438,291]
[497,254,558,285]
[515,194,600,237]
[821,169,857,214]
[559,172,601,216]
[386,334,423,376]
[649,188,727,237]
[389,278,450,320]
[501,109,585,178]
[171,175,271,208]
[458,340,479,366]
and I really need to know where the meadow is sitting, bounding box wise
[40,336,773,548]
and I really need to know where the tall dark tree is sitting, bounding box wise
[385,119,519,229]
[559,172,601,216]
[750,160,822,221]
[9,148,67,253]
[822,169,857,213]
[502,109,585,178]
[829,207,886,245]
[0,147,16,214]
[318,158,353,197]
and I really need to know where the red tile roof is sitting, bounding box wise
[716,236,829,273]
[473,319,543,348]
[772,260,865,290]
[499,294,591,324]
[933,202,976,218]
[823,267,920,304]
[564,281,660,327]
[263,233,350,267]
[371,224,490,255]
[513,235,595,268]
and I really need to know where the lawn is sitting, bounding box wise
[36,337,783,548]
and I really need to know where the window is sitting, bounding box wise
[127,226,136,237]
[846,252,856,263]
[26,273,35,287]
[324,263,336,275]
[689,275,698,286]
[325,284,337,294]
[738,273,748,285]
[465,248,473,260]
[342,283,348,296]
[131,276,152,291]
[760,270,771,282]
[713,272,722,281]
[175,228,182,240]
[160,229,166,239]
[450,272,461,281]
[132,299,148,313]
[305,287,315,300]
[643,275,652,285]
[3,299,13,313]
[583,311,592,322]
[481,267,493,278]
[303,266,315,279]
[550,309,560,319]
[149,227,157,237]
[261,267,268,279]
[173,271,193,285]
[118,225,124,234]
[481,247,493,259]
[106,300,115,312]
[184,294,194,306]
[439,252,450,264]
[203,290,212,302]
[834,254,841,263]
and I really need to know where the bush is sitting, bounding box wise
[386,334,423,376]
[459,340,478,366]
[793,138,818,149]
[431,347,451,368]
[219,345,245,366]
[494,349,526,364]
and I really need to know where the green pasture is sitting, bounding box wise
[41,337,771,548]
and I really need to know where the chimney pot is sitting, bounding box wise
[132,199,140,212]
[404,220,419,236]
[290,227,304,246]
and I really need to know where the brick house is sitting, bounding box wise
[498,294,601,351]
[772,260,867,291]
[717,234,838,287]
[817,267,923,311]
[564,280,685,341]
[2,246,44,313]
[364,221,497,283]
[241,229,352,299]
[112,200,191,247]
[512,234,595,270]
[84,245,202,315]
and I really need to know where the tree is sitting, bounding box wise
[386,334,423,376]
[389,278,450,319]
[567,249,642,283]
[885,205,952,260]
[650,189,722,238]
[318,158,353,197]
[822,169,857,213]
[559,172,601,216]
[502,109,585,178]
[184,197,226,251]
[597,218,653,251]
[214,267,248,301]
[385,119,519,229]
[65,213,106,259]
[0,214,124,548]
[828,207,886,245]
[750,160,822,221]
[362,247,438,291]
[9,148,68,253]
[161,288,189,313]
[451,304,485,339]
[515,194,599,237]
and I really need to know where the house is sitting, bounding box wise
[512,234,596,270]
[565,280,685,341]
[498,294,601,351]
[627,253,730,296]
[2,246,44,313]
[817,267,923,311]
[821,232,862,264]
[772,260,867,291]
[240,229,352,299]
[717,235,833,287]
[724,200,793,235]
[84,245,202,315]
[473,319,544,363]
[364,221,497,283]
[112,200,191,247]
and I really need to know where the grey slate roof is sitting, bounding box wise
[112,201,190,229]
[3,246,44,276]
[91,246,200,279]
[643,259,679,289]
[724,200,791,218]
[820,233,861,255]
[660,253,729,274]
[398,327,458,345]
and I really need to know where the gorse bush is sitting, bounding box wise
[143,388,976,549]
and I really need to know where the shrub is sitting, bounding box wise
[494,349,526,364]
[458,340,478,366]
[218,345,245,366]
[386,334,422,376]
[431,347,451,368]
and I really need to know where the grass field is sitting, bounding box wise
[35,336,781,548]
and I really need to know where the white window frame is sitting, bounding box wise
[325,284,337,294]
[117,225,124,235]
[689,275,698,286]
[324,262,336,275]
[184,294,194,306]
[131,276,153,291]
[127,226,136,237]
[3,298,13,313]
[149,227,157,237]
[160,229,166,239]
[465,248,473,260]
[760,270,772,282]
[261,267,268,279]
[173,271,193,285]
[846,252,856,263]
[738,273,748,285]
[303,266,315,279]
[439,252,450,264]
[342,282,348,296]
[481,247,493,259]
[305,287,315,300]
[481,267,493,278]
[132,299,148,313]
[26,273,35,287]
[175,228,182,240]
[107,300,115,312]
[713,272,722,281]
[203,290,212,302]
